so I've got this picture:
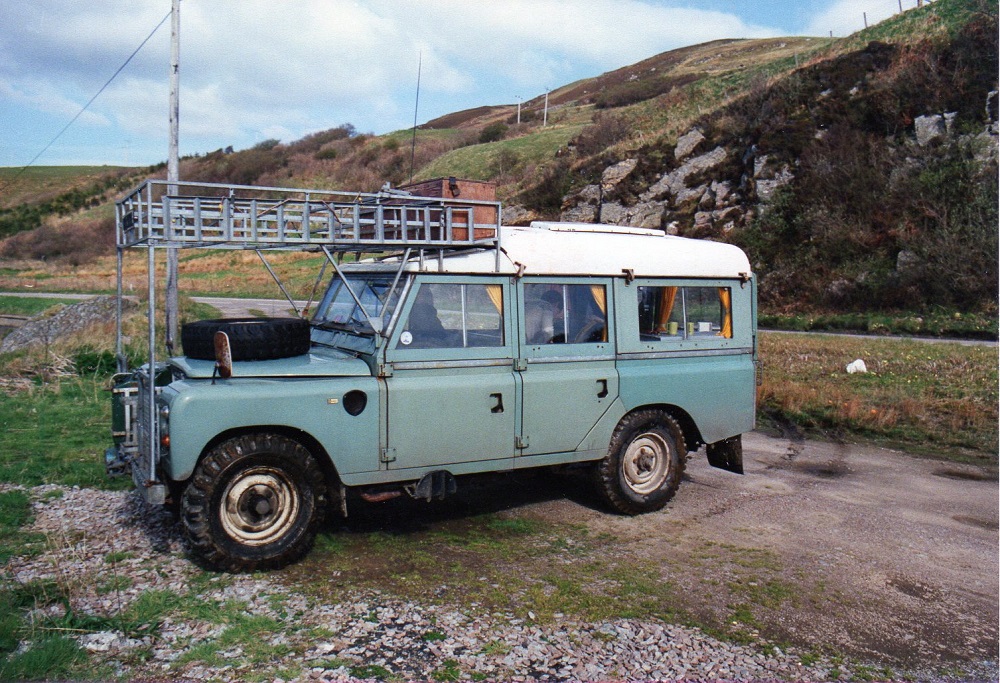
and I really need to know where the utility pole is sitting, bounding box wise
[516,97,521,125]
[543,89,549,127]
[166,0,180,353]
[863,11,868,28]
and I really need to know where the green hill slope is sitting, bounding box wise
[0,0,995,332]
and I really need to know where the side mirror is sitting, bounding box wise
[214,331,232,379]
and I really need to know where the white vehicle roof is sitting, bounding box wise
[364,222,752,279]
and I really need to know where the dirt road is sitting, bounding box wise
[537,431,998,672]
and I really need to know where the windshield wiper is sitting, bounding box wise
[311,319,375,337]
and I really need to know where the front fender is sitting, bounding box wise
[163,377,380,481]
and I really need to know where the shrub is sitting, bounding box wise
[571,112,630,158]
[479,122,509,144]
[0,215,115,265]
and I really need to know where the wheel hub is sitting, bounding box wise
[622,432,671,495]
[220,468,300,546]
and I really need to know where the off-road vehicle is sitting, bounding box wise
[106,179,756,571]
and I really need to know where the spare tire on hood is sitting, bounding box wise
[181,318,311,361]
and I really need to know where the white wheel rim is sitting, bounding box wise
[220,466,300,546]
[622,431,671,495]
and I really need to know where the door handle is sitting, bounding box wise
[596,379,608,399]
[490,392,504,413]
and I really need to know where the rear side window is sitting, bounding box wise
[397,283,504,349]
[637,286,732,340]
[524,283,607,344]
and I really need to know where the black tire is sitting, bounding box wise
[595,409,686,515]
[181,318,310,361]
[181,434,327,572]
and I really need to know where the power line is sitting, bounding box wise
[3,10,171,187]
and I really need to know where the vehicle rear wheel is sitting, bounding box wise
[181,433,326,572]
[595,409,685,515]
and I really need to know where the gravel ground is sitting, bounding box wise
[2,432,997,683]
[0,484,859,682]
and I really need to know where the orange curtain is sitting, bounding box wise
[589,285,608,342]
[589,285,606,314]
[717,288,732,338]
[485,284,503,314]
[656,287,678,330]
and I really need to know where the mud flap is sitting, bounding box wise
[706,435,744,474]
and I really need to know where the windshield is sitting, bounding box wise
[312,273,400,335]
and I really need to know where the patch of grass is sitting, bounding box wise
[0,377,125,488]
[0,296,81,317]
[432,658,462,682]
[103,550,133,564]
[0,490,46,563]
[758,332,999,463]
[0,635,86,681]
[416,125,586,182]
[759,309,998,340]
[350,663,394,680]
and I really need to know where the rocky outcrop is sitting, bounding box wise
[502,204,537,226]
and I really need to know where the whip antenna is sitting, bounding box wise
[409,50,422,184]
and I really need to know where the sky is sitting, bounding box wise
[0,0,927,168]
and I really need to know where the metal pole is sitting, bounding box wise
[116,247,124,372]
[543,89,549,127]
[516,97,521,125]
[165,0,180,354]
[147,244,158,486]
[863,11,868,28]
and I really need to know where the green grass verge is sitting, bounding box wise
[0,376,124,489]
[759,332,998,463]
[0,297,82,317]
[759,309,998,340]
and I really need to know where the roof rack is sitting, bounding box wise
[116,179,501,252]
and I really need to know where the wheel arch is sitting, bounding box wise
[624,403,704,454]
[192,425,342,491]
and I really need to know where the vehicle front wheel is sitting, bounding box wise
[181,434,327,572]
[595,409,686,515]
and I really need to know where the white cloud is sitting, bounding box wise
[0,0,792,164]
[802,0,903,37]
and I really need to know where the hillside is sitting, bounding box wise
[0,0,995,332]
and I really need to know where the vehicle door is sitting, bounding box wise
[517,278,618,458]
[383,276,516,471]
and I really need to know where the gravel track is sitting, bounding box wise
[2,431,997,682]
[2,485,837,681]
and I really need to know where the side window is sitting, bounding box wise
[524,283,607,344]
[397,283,504,349]
[637,285,732,340]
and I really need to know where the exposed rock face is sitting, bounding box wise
[601,158,638,190]
[555,102,993,240]
[756,166,794,204]
[599,202,629,224]
[641,146,728,204]
[502,204,536,226]
[674,128,705,160]
[0,296,135,354]
[560,184,601,223]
